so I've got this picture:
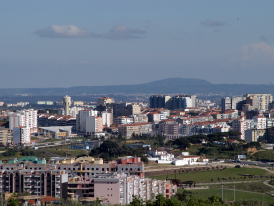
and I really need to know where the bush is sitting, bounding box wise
[235,165,241,168]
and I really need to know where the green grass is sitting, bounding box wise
[148,167,268,183]
[187,188,274,204]
[31,137,38,141]
[40,145,88,158]
[40,138,64,143]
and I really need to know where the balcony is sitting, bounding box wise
[24,179,31,182]
[25,175,31,177]
[24,185,31,188]
[56,185,60,188]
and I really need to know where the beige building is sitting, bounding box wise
[75,156,103,164]
[118,124,140,139]
[97,97,114,106]
[0,128,12,145]
[245,94,273,110]
[245,129,266,143]
[73,101,84,106]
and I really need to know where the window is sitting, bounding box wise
[68,168,71,170]
[92,168,94,170]
[96,168,98,170]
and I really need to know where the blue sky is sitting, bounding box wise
[1,1,274,88]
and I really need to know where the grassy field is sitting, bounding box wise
[40,145,88,158]
[148,167,269,183]
[213,181,274,193]
[186,188,274,204]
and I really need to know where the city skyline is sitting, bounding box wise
[1,1,274,88]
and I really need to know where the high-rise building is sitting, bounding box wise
[245,94,273,110]
[86,116,103,135]
[13,126,30,145]
[96,97,114,106]
[172,95,192,110]
[221,96,246,111]
[0,128,12,145]
[76,109,98,132]
[62,95,72,116]
[9,109,37,133]
[150,95,171,109]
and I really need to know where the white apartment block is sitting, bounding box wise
[116,173,176,205]
[115,116,133,125]
[86,116,103,135]
[13,126,30,145]
[76,109,98,132]
[253,116,267,129]
[101,111,112,127]
[9,109,37,133]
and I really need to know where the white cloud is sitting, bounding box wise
[240,42,274,66]
[35,25,97,38]
[101,25,146,40]
[35,25,146,40]
[200,20,226,26]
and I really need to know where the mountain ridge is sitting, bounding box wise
[0,78,274,96]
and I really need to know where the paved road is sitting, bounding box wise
[263,180,274,189]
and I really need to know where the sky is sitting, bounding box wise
[1,1,274,88]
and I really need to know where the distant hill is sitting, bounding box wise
[0,78,274,97]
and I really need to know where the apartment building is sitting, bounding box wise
[9,109,37,133]
[96,97,114,106]
[115,116,133,125]
[118,124,140,138]
[131,114,148,123]
[245,93,273,110]
[13,126,30,145]
[221,96,246,111]
[0,163,68,199]
[252,116,267,129]
[86,116,103,135]
[245,129,266,143]
[101,111,113,127]
[0,128,12,145]
[67,173,176,205]
[76,109,98,132]
[231,117,254,140]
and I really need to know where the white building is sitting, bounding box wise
[86,116,103,135]
[58,107,84,117]
[101,111,112,127]
[115,116,133,125]
[13,126,30,145]
[147,148,174,163]
[9,109,37,133]
[253,116,267,129]
[172,155,208,166]
[76,109,98,132]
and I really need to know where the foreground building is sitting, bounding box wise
[68,173,177,205]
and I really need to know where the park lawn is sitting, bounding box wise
[186,188,274,204]
[41,146,88,158]
[212,181,274,193]
[148,167,268,183]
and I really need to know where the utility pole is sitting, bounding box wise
[259,154,260,162]
[214,148,215,160]
[221,180,224,201]
[234,185,235,202]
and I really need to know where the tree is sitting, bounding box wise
[173,137,190,151]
